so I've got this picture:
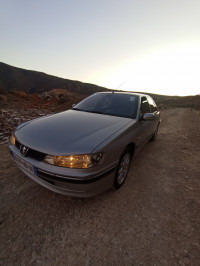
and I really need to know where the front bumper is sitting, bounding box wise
[9,144,117,197]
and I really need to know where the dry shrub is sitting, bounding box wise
[33,94,40,102]
[17,91,28,99]
[0,94,7,101]
[8,90,28,99]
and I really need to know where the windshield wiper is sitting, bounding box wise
[73,109,102,114]
[87,110,103,114]
[72,108,105,115]
[72,108,83,111]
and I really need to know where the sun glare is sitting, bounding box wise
[100,45,200,96]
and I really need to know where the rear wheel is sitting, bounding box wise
[114,148,132,189]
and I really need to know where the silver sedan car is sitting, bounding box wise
[9,92,160,197]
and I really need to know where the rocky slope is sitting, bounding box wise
[0,62,107,94]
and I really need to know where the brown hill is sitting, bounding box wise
[146,93,200,110]
[0,62,108,94]
[1,62,199,110]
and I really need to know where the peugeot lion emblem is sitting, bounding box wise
[20,145,29,157]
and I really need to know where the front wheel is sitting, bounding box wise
[114,148,132,189]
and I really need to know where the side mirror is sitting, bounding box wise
[72,104,76,108]
[142,113,156,121]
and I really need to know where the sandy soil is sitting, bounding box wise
[0,108,200,265]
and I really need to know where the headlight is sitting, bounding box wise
[10,133,16,145]
[43,153,104,169]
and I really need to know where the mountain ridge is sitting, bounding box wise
[0,62,108,95]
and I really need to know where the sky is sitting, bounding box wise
[1,0,200,96]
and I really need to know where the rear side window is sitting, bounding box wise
[147,96,158,113]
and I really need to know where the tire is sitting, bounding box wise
[150,124,159,142]
[114,148,132,189]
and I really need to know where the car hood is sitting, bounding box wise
[15,110,132,155]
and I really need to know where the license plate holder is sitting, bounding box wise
[12,152,35,175]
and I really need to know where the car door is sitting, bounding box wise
[137,96,153,146]
[147,96,160,133]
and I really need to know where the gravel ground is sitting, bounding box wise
[0,108,200,265]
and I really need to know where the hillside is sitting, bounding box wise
[144,93,200,110]
[0,62,199,111]
[0,62,107,95]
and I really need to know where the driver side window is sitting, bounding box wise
[141,97,151,115]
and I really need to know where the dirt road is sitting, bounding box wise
[0,108,200,265]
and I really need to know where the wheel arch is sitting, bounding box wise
[125,142,136,158]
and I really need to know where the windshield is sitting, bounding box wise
[73,93,139,119]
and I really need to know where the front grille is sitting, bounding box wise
[15,140,21,149]
[15,140,46,161]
